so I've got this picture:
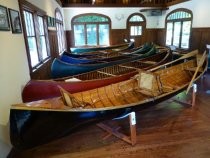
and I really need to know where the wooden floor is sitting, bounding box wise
[9,71,210,158]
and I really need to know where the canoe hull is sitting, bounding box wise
[10,87,186,150]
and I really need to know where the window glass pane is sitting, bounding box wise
[173,22,181,47]
[56,11,63,21]
[40,36,48,59]
[74,25,85,46]
[166,22,173,46]
[74,15,108,22]
[167,11,191,20]
[38,16,44,35]
[181,21,191,49]
[129,15,144,22]
[38,16,48,59]
[23,11,35,36]
[87,24,97,45]
[28,37,39,67]
[130,26,142,36]
[99,24,109,45]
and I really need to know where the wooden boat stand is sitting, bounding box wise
[171,83,197,107]
[97,112,137,146]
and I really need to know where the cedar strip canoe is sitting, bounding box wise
[10,50,207,150]
[22,50,171,102]
[70,42,134,54]
[51,46,157,78]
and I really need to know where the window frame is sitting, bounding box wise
[127,13,146,38]
[19,0,50,73]
[165,8,193,50]
[71,13,111,47]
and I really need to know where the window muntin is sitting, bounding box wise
[55,9,65,54]
[165,9,192,49]
[72,14,110,46]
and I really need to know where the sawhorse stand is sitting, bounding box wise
[172,83,197,107]
[97,112,137,146]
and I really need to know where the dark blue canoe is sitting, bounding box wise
[60,43,153,64]
[51,46,157,78]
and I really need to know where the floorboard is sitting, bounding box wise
[8,71,210,158]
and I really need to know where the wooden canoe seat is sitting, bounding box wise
[133,71,176,97]
[138,60,157,65]
[58,86,91,108]
[65,77,82,82]
[185,67,203,73]
[119,65,139,70]
[133,71,162,97]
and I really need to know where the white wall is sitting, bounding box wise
[27,0,63,18]
[0,0,30,156]
[63,7,159,30]
[64,0,210,31]
[157,0,210,28]
[0,0,61,156]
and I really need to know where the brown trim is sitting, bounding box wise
[63,3,164,8]
[126,13,146,41]
[18,0,51,77]
[166,0,191,7]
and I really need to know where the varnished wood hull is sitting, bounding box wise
[22,51,171,102]
[10,90,185,150]
[70,42,134,54]
[10,51,208,150]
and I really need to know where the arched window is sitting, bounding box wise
[72,13,111,46]
[165,9,193,49]
[127,13,146,37]
[55,8,65,54]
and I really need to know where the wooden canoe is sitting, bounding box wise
[70,42,134,54]
[10,50,207,150]
[22,50,171,102]
[51,46,157,78]
[60,43,153,64]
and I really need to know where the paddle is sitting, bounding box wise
[186,51,207,94]
[149,49,198,72]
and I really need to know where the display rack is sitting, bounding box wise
[97,112,137,146]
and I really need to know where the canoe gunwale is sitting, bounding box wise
[17,54,208,112]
